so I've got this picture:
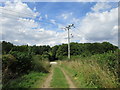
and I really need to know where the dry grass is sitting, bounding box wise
[61,59,118,88]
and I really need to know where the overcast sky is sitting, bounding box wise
[0,1,119,46]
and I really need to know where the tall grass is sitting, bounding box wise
[61,51,119,88]
[62,60,118,88]
[32,55,50,73]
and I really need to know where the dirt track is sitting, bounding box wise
[60,67,76,88]
[41,68,53,88]
[41,65,77,88]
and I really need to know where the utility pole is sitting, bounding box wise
[62,24,75,59]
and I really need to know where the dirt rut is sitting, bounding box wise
[41,69,53,88]
[60,67,77,88]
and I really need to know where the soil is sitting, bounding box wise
[41,65,77,88]
[41,68,53,88]
[60,67,77,88]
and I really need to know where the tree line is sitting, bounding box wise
[2,41,118,60]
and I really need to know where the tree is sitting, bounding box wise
[10,51,32,74]
[51,45,59,60]
[2,41,14,54]
[70,42,82,55]
[56,44,68,59]
[102,42,118,52]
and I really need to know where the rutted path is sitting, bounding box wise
[60,67,76,88]
[41,64,77,88]
[41,68,53,88]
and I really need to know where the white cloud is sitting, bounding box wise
[50,19,56,25]
[33,7,36,12]
[1,1,68,46]
[2,1,38,18]
[91,2,112,12]
[75,3,118,46]
[1,1,118,46]
[45,14,48,19]
[39,16,42,20]
[61,12,73,20]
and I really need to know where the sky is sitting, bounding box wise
[0,1,119,46]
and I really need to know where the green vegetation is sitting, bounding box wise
[32,55,50,73]
[2,41,50,88]
[3,72,48,88]
[60,50,120,88]
[50,67,69,88]
[53,42,118,60]
[2,41,118,61]
[1,41,120,88]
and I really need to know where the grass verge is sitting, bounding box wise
[61,60,118,88]
[3,71,49,88]
[50,66,69,88]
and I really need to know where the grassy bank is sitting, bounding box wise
[60,55,119,88]
[2,54,51,88]
[3,71,49,88]
[50,66,69,88]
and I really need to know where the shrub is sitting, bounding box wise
[91,50,118,74]
[2,54,17,84]
[10,51,32,74]
[32,55,50,73]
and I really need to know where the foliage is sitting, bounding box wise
[9,51,32,74]
[31,45,51,55]
[61,58,119,88]
[32,55,50,73]
[2,41,13,54]
[2,53,50,88]
[60,49,120,88]
[56,44,68,59]
[3,72,48,88]
[54,42,118,59]
[2,54,16,71]
[50,45,59,60]
[2,41,118,60]
[2,54,17,84]
[12,45,29,52]
[1,41,119,88]
[91,50,119,73]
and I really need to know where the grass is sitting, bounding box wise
[61,59,119,88]
[32,55,50,73]
[3,71,49,88]
[50,66,69,88]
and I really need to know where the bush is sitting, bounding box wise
[10,51,32,74]
[32,55,50,73]
[2,54,17,84]
[90,50,118,74]
[3,71,47,88]
[2,54,16,71]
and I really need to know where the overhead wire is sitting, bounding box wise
[0,7,35,18]
[0,7,74,31]
[0,8,57,26]
[0,7,83,42]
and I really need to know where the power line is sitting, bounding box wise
[0,10,82,36]
[0,8,35,18]
[0,12,57,28]
[0,8,60,25]
[0,8,65,29]
[1,8,84,44]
